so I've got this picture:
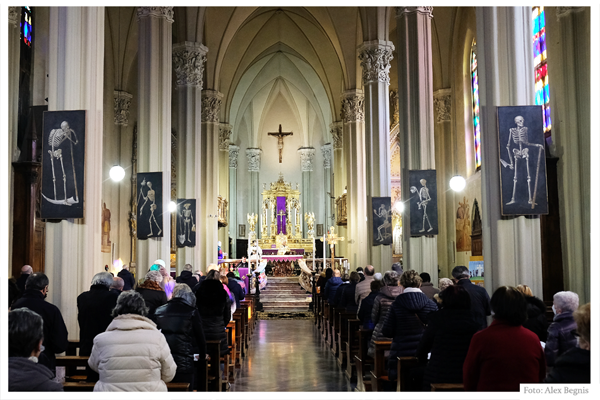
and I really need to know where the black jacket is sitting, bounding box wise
[77,285,119,356]
[455,279,491,330]
[416,308,480,390]
[117,269,136,291]
[9,357,63,391]
[544,347,590,384]
[545,311,577,367]
[227,278,245,308]
[338,281,358,312]
[136,284,168,323]
[196,279,231,356]
[155,295,207,374]
[522,295,549,342]
[15,273,30,296]
[176,270,197,290]
[333,281,348,307]
[357,291,379,329]
[12,289,69,373]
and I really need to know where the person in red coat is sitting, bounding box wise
[463,286,546,391]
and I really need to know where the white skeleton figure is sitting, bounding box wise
[373,203,392,241]
[43,121,79,205]
[411,178,434,232]
[501,115,544,206]
[179,203,195,243]
[138,180,162,236]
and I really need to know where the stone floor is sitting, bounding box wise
[230,319,353,392]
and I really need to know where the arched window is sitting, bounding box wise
[532,6,551,141]
[470,40,481,171]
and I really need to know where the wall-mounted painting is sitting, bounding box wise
[136,172,163,239]
[239,224,246,238]
[176,199,196,247]
[372,197,392,246]
[408,169,438,236]
[40,110,86,219]
[456,197,471,252]
[316,224,324,238]
[497,106,548,215]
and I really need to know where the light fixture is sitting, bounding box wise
[169,201,177,213]
[449,175,467,192]
[109,165,125,182]
[394,202,405,213]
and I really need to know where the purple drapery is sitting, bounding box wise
[276,196,287,234]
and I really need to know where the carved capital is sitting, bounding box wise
[321,143,333,169]
[341,90,365,123]
[358,41,395,85]
[8,7,20,28]
[330,121,343,149]
[556,7,585,19]
[114,90,133,126]
[173,42,208,88]
[298,147,316,172]
[396,6,433,19]
[201,90,223,123]
[246,148,262,172]
[136,7,174,23]
[229,145,240,169]
[389,89,399,129]
[219,124,232,151]
[433,89,451,123]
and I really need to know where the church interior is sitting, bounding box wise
[4,5,594,393]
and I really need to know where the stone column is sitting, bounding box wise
[331,121,348,258]
[45,7,105,338]
[298,147,316,237]
[321,143,333,241]
[476,7,542,296]
[246,148,262,236]
[229,145,240,258]
[219,123,232,257]
[173,41,207,272]
[135,6,173,272]
[359,40,394,271]
[342,90,368,270]
[201,90,223,268]
[396,7,438,281]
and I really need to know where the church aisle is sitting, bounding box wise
[230,319,353,392]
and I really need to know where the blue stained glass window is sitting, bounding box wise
[21,7,32,47]
[471,41,481,170]
[532,6,551,137]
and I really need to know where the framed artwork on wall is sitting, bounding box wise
[239,224,246,237]
[316,224,324,238]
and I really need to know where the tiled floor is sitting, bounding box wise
[230,319,353,392]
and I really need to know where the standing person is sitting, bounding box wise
[368,271,403,358]
[11,273,68,375]
[355,265,375,307]
[88,291,177,391]
[15,265,33,295]
[419,272,440,300]
[136,270,168,323]
[153,259,175,300]
[463,286,546,391]
[356,267,365,282]
[176,264,197,290]
[196,272,231,357]
[545,291,579,367]
[117,264,136,291]
[226,272,245,308]
[236,256,249,270]
[338,271,360,312]
[516,284,548,342]
[324,269,343,304]
[451,266,491,330]
[110,277,125,296]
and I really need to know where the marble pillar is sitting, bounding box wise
[396,7,438,282]
[173,41,207,273]
[298,147,316,237]
[136,6,173,272]
[219,123,232,257]
[341,90,368,270]
[331,121,347,258]
[246,148,262,237]
[321,143,333,241]
[45,7,105,339]
[359,40,394,271]
[229,145,240,258]
[476,7,542,296]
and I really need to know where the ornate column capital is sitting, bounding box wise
[229,145,240,169]
[136,7,174,23]
[298,147,316,172]
[358,40,395,85]
[341,90,365,123]
[201,90,223,123]
[556,7,585,19]
[173,42,208,88]
[396,6,433,19]
[113,90,133,126]
[321,143,333,169]
[219,124,233,151]
[330,121,343,149]
[433,89,451,123]
[8,7,20,28]
[246,148,262,172]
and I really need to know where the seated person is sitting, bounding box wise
[546,291,579,367]
[357,279,384,329]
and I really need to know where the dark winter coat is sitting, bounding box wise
[155,294,207,375]
[522,295,549,342]
[11,289,69,373]
[420,282,440,300]
[338,281,358,312]
[455,278,491,330]
[176,270,198,291]
[545,311,577,367]
[136,281,168,323]
[324,276,343,304]
[77,284,119,356]
[333,281,348,307]
[117,268,136,291]
[227,278,245,308]
[381,291,438,376]
[357,291,379,329]
[368,285,404,358]
[416,308,480,390]
[196,279,231,356]
[544,347,590,383]
[15,273,30,296]
[9,357,63,391]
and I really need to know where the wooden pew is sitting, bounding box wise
[369,340,392,392]
[396,356,419,391]
[354,328,373,391]
[239,302,250,351]
[336,310,355,368]
[345,318,361,380]
[66,340,80,356]
[226,321,236,383]
[330,306,339,355]
[323,301,331,343]
[206,340,222,392]
[56,355,89,382]
[431,383,464,391]
[233,309,245,360]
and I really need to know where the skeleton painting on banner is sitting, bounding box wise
[497,106,548,215]
[176,199,196,247]
[41,110,86,219]
[136,172,163,239]
[408,170,439,236]
[372,197,393,245]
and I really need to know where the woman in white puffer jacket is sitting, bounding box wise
[88,291,177,391]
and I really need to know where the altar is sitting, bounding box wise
[262,254,303,276]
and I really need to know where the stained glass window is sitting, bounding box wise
[471,41,481,170]
[21,7,32,47]
[533,6,551,138]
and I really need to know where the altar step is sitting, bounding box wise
[261,277,311,312]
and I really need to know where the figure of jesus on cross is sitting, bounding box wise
[268,124,293,163]
[325,226,344,270]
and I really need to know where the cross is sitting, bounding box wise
[325,226,344,269]
[268,124,293,163]
[277,209,286,234]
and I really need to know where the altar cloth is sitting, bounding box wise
[262,254,304,262]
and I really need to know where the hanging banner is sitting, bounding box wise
[276,196,287,234]
[408,169,439,236]
[372,197,393,246]
[136,172,163,239]
[176,199,196,247]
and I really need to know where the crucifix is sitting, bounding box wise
[325,226,344,270]
[268,124,293,163]
[277,209,286,234]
